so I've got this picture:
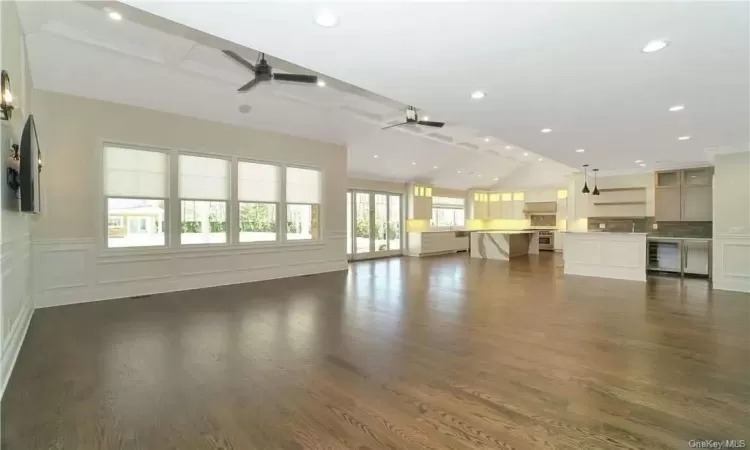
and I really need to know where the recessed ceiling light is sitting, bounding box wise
[635,160,643,163]
[538,158,543,162]
[317,80,326,87]
[669,105,684,112]
[108,10,122,21]
[423,116,429,121]
[411,161,416,165]
[478,174,482,178]
[505,145,513,150]
[373,155,378,158]
[314,10,339,27]
[433,165,438,169]
[576,148,585,153]
[523,152,529,156]
[639,163,647,167]
[541,128,552,133]
[642,40,669,53]
[484,137,490,142]
[457,170,461,174]
[678,136,691,141]
[493,177,499,181]
[470,91,486,99]
[238,104,252,114]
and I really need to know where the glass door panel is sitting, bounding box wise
[346,192,352,256]
[354,192,371,255]
[374,194,388,253]
[388,195,401,251]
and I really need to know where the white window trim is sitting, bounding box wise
[98,140,326,256]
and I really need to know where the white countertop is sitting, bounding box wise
[647,236,712,241]
[472,230,536,235]
[562,231,649,235]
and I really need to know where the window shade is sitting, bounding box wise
[104,146,167,198]
[238,162,280,202]
[432,196,465,208]
[286,167,321,204]
[179,155,229,200]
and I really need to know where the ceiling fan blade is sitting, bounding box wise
[381,121,409,130]
[417,120,445,128]
[238,78,260,92]
[222,50,255,72]
[273,73,319,84]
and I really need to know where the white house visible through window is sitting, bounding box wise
[179,154,229,245]
[104,146,167,248]
[286,167,321,240]
[431,196,465,228]
[238,161,279,242]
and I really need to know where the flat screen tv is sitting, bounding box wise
[20,114,40,213]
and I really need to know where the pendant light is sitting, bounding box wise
[581,164,590,194]
[592,169,600,195]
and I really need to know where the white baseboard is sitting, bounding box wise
[1,299,33,399]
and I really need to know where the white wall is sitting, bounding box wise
[712,151,750,293]
[0,0,34,398]
[31,90,348,307]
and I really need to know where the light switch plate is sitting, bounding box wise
[599,223,606,229]
[652,223,659,230]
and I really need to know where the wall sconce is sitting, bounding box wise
[1,70,14,121]
[7,144,20,193]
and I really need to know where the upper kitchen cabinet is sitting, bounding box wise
[500,193,514,219]
[470,191,489,220]
[488,193,503,219]
[682,167,713,186]
[408,184,433,220]
[656,170,681,188]
[655,187,682,221]
[682,185,712,221]
[512,192,525,219]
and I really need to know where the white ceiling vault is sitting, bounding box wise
[122,0,750,174]
[16,1,562,191]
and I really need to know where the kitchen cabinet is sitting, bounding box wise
[655,187,681,221]
[408,184,433,220]
[556,198,567,221]
[682,167,712,186]
[512,192,525,219]
[656,170,680,187]
[488,194,503,219]
[470,192,489,219]
[682,185,712,221]
[683,240,710,275]
[653,167,713,222]
[500,193,513,219]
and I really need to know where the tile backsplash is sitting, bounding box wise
[587,217,712,238]
[529,215,556,227]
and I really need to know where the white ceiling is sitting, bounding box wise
[123,1,750,173]
[16,1,566,191]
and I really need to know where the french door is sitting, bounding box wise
[347,190,402,260]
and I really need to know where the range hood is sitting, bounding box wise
[523,201,557,215]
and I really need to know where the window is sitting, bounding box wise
[431,196,465,228]
[104,146,167,248]
[108,217,123,229]
[286,167,321,240]
[179,154,229,245]
[238,162,280,242]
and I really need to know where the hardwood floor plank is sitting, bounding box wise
[3,253,748,449]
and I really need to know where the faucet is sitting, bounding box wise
[632,221,636,233]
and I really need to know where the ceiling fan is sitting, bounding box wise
[222,50,319,92]
[382,106,445,130]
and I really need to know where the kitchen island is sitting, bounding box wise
[470,231,539,260]
[562,231,647,281]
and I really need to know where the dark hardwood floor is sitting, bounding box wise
[3,253,749,449]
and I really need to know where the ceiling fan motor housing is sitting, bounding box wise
[254,61,272,81]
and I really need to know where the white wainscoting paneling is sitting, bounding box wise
[1,233,34,398]
[33,234,348,308]
[713,234,750,293]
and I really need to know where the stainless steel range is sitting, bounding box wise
[538,231,555,251]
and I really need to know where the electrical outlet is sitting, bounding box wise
[599,223,606,229]
[730,226,745,233]
[652,223,659,230]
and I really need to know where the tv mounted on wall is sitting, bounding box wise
[19,114,40,213]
